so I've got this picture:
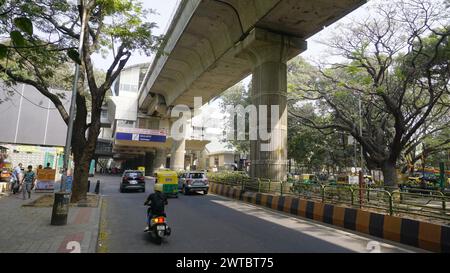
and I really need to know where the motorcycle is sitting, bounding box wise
[145,207,171,245]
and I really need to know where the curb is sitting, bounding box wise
[89,195,103,253]
[210,182,450,253]
[96,196,109,253]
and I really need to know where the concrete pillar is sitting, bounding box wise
[168,110,188,171]
[237,28,306,182]
[144,152,154,176]
[170,139,185,171]
[251,59,288,181]
[198,150,207,170]
[154,148,167,170]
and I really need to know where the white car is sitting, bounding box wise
[179,171,209,195]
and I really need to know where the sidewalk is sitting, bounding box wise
[0,190,101,253]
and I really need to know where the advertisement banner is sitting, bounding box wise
[35,181,55,191]
[36,169,56,191]
[37,169,56,181]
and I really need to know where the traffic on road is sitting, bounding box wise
[101,174,423,253]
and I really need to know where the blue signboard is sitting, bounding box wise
[116,132,166,143]
[138,134,166,142]
[116,132,133,141]
[64,176,73,193]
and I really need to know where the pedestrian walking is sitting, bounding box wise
[21,165,36,200]
[10,163,23,194]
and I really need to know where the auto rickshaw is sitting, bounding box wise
[300,174,316,184]
[153,169,178,198]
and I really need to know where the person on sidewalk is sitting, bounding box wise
[21,165,36,200]
[11,163,23,195]
[44,163,52,169]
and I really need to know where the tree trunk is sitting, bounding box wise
[71,154,90,202]
[381,161,397,187]
[70,121,101,203]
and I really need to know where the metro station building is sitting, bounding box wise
[107,63,211,174]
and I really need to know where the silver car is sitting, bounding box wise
[179,171,209,195]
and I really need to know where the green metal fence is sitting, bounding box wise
[209,176,450,221]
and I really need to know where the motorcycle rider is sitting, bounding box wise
[144,183,168,232]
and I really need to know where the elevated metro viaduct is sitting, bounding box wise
[112,132,209,173]
[115,0,367,179]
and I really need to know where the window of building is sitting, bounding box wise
[119,83,138,92]
[214,156,219,166]
[117,120,135,128]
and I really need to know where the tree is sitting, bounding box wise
[0,0,161,202]
[218,56,356,174]
[287,56,357,174]
[219,81,251,154]
[288,0,450,186]
[288,110,355,175]
[402,125,450,173]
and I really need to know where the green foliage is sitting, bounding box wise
[287,0,450,187]
[0,0,161,202]
[219,82,252,154]
[0,44,6,59]
[13,17,33,35]
[67,49,81,65]
[208,171,250,184]
[0,0,160,89]
[9,31,25,47]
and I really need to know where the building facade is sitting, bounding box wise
[0,82,70,173]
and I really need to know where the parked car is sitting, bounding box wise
[120,170,145,193]
[179,171,209,195]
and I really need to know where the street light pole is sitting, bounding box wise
[61,1,88,192]
[51,1,87,226]
[359,94,364,173]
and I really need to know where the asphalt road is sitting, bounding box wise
[96,175,424,253]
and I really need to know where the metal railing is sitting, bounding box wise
[209,177,450,222]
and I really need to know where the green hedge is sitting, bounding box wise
[207,171,250,184]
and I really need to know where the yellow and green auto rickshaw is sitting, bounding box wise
[154,169,178,198]
[300,174,316,184]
